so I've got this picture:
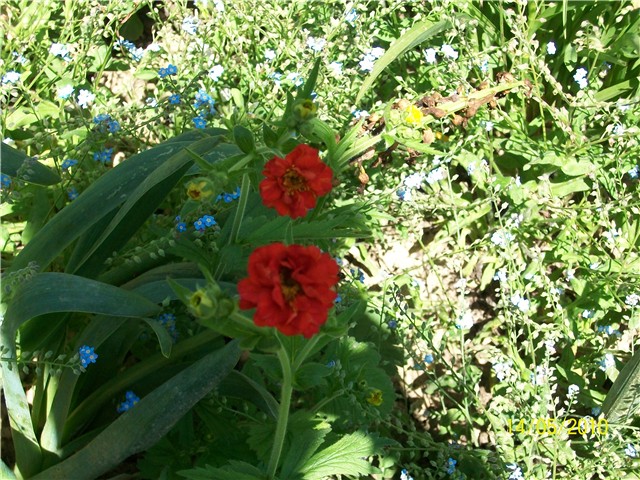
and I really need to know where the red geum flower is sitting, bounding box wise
[237,242,339,338]
[259,144,333,219]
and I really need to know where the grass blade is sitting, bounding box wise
[355,19,450,104]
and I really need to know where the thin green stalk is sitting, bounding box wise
[267,342,294,479]
[229,173,250,245]
[292,334,321,371]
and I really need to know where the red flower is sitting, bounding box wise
[238,243,339,338]
[259,144,333,219]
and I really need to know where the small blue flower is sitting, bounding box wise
[628,166,639,178]
[400,469,414,480]
[93,113,111,123]
[158,313,178,341]
[446,457,457,475]
[117,390,140,413]
[326,360,336,368]
[169,93,181,105]
[334,294,342,304]
[78,345,98,368]
[388,320,397,329]
[397,188,412,201]
[194,219,206,231]
[67,187,79,200]
[93,148,114,164]
[625,444,638,458]
[176,222,187,232]
[158,64,177,78]
[107,120,120,133]
[193,117,207,129]
[591,406,602,416]
[1,173,12,188]
[57,85,74,99]
[424,353,434,364]
[202,214,216,227]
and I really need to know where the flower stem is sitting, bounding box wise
[267,342,294,478]
[229,173,250,245]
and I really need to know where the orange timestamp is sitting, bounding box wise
[506,417,609,436]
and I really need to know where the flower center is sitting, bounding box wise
[282,168,309,194]
[280,268,301,302]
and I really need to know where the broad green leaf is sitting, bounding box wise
[70,136,223,277]
[602,348,640,424]
[1,272,160,478]
[300,431,385,479]
[550,178,590,197]
[2,272,160,335]
[8,131,220,274]
[32,341,241,480]
[234,125,256,154]
[279,426,330,480]
[0,143,60,186]
[355,20,450,104]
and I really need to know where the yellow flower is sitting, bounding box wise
[366,389,383,406]
[186,179,214,201]
[404,104,423,125]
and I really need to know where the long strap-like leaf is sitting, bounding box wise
[602,348,640,424]
[31,341,241,480]
[355,19,451,105]
[0,272,161,477]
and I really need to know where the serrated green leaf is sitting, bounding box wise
[280,426,330,480]
[178,461,266,480]
[300,431,384,480]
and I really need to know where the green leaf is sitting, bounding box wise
[178,461,266,480]
[294,362,332,390]
[7,132,218,274]
[594,80,633,102]
[0,143,60,186]
[70,136,222,277]
[300,58,321,99]
[141,317,173,358]
[32,341,241,480]
[0,273,160,478]
[602,348,640,424]
[300,431,385,480]
[280,425,330,480]
[234,125,256,154]
[355,19,451,104]
[2,272,160,345]
[550,178,590,197]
